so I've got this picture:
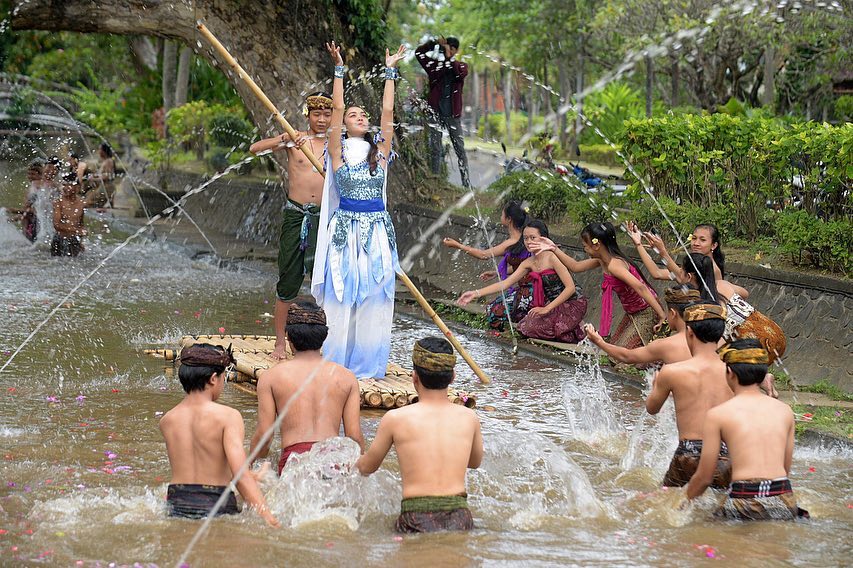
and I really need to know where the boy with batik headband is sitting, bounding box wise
[160,343,278,526]
[646,303,733,488]
[250,92,333,360]
[687,340,809,520]
[356,337,483,533]
[585,286,701,367]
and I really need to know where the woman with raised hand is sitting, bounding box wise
[311,41,406,379]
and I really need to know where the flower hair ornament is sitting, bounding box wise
[591,238,599,244]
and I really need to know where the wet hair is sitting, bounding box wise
[524,218,550,239]
[695,224,726,277]
[99,142,113,157]
[724,339,769,386]
[61,172,78,185]
[47,155,62,167]
[684,308,726,343]
[178,343,226,393]
[504,201,530,256]
[446,37,460,49]
[28,160,43,173]
[581,221,653,288]
[285,300,329,351]
[680,253,719,303]
[413,336,454,389]
[69,152,80,160]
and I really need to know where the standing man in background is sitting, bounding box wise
[416,36,470,188]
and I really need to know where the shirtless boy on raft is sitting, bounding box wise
[356,337,484,533]
[687,339,808,521]
[249,300,363,474]
[585,286,700,367]
[250,93,332,360]
[160,343,278,526]
[646,303,733,488]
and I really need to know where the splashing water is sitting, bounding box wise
[561,344,621,439]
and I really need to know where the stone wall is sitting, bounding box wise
[133,173,852,391]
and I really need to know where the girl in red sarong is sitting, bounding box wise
[457,220,588,343]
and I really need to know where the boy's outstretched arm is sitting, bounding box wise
[355,413,394,475]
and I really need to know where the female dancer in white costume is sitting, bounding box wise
[312,41,406,379]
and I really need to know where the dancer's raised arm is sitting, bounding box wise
[378,45,406,160]
[528,236,599,273]
[326,41,345,172]
[626,221,674,281]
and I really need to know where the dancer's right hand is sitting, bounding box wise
[643,232,668,255]
[479,270,497,281]
[457,291,478,305]
[583,323,603,345]
[528,236,556,254]
[442,237,461,249]
[326,41,344,66]
[625,221,643,246]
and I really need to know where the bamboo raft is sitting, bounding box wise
[145,334,476,410]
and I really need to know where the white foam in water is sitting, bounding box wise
[30,487,165,527]
[263,437,399,530]
[0,208,30,248]
[561,344,621,439]
[471,430,606,529]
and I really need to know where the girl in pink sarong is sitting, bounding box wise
[531,222,667,349]
[457,220,587,343]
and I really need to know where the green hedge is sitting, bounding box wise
[623,115,852,239]
[578,143,621,168]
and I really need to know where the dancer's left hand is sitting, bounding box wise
[653,319,666,333]
[457,290,478,305]
[528,306,551,317]
[386,44,406,68]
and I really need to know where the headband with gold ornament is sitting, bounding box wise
[412,341,456,373]
[303,94,333,116]
[683,303,727,322]
[717,344,770,365]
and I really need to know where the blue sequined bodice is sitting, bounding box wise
[334,161,385,200]
[330,160,397,252]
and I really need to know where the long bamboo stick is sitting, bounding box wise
[397,271,491,384]
[195,22,490,385]
[196,23,325,174]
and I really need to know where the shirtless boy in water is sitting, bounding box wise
[356,337,484,533]
[646,303,733,488]
[160,343,278,526]
[586,286,699,367]
[51,173,87,257]
[250,93,332,360]
[249,300,363,474]
[687,339,808,520]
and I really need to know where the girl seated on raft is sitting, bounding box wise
[443,201,532,330]
[532,222,666,348]
[457,220,588,343]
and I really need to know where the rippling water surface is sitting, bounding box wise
[1,173,851,567]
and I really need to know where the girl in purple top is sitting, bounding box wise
[443,201,533,330]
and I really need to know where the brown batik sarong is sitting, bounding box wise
[610,305,657,349]
[662,439,731,488]
[715,478,809,521]
[166,483,240,519]
[395,495,474,533]
[735,311,787,364]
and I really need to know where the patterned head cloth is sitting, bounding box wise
[683,303,727,322]
[304,93,333,115]
[179,344,235,368]
[412,340,456,373]
[717,344,770,365]
[664,287,701,307]
[287,303,327,326]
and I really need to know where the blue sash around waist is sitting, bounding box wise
[339,197,385,213]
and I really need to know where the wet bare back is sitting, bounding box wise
[655,356,733,440]
[261,356,361,449]
[160,400,242,486]
[386,402,482,498]
[714,393,794,480]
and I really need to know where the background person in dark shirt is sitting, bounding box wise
[415,36,470,188]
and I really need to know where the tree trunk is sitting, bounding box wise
[483,71,491,139]
[175,46,192,107]
[162,40,177,114]
[645,54,654,118]
[761,46,775,108]
[557,58,569,150]
[9,0,373,147]
[128,36,157,72]
[670,58,679,107]
[503,68,512,146]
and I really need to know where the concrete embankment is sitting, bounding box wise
[127,170,853,392]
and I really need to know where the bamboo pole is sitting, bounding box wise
[196,22,489,385]
[396,271,491,384]
[196,23,325,174]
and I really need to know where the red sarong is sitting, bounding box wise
[277,441,316,474]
